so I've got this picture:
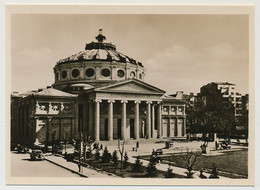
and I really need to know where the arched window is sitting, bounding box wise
[61,70,67,79]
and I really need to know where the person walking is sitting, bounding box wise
[136,141,139,152]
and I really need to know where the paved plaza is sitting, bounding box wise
[11,139,247,179]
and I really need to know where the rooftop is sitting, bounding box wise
[57,29,143,67]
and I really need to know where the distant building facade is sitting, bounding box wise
[198,82,248,137]
[11,30,186,147]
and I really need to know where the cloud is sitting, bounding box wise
[144,43,248,94]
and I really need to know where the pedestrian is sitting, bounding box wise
[100,144,103,150]
[78,163,81,172]
[136,141,139,149]
[209,167,219,179]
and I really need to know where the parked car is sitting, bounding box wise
[220,141,231,149]
[152,148,163,155]
[30,149,45,161]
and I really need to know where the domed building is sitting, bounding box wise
[11,30,186,146]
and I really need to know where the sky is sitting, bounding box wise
[10,14,249,95]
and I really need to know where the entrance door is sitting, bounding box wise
[130,119,134,138]
[117,119,122,139]
[104,119,108,140]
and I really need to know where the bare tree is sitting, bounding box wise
[118,140,126,171]
[181,148,201,178]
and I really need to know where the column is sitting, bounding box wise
[183,117,186,137]
[151,104,155,138]
[176,116,180,137]
[121,100,128,140]
[157,103,162,138]
[108,100,115,141]
[88,100,93,139]
[94,99,102,141]
[134,101,140,139]
[146,101,152,139]
[47,117,52,143]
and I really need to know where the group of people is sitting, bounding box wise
[92,142,103,150]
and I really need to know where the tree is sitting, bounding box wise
[118,140,126,171]
[95,149,100,161]
[186,93,236,137]
[181,149,201,178]
[165,166,174,178]
[132,156,143,172]
[112,150,119,169]
[146,155,158,177]
[101,146,111,163]
[123,152,129,169]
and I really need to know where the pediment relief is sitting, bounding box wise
[95,79,165,94]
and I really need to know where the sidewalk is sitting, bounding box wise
[44,153,117,178]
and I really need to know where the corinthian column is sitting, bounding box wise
[157,102,162,138]
[146,101,152,139]
[134,101,140,139]
[108,100,115,141]
[94,99,102,141]
[121,100,128,140]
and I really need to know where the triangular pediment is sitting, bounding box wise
[94,79,165,95]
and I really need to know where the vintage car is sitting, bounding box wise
[152,148,163,155]
[220,141,231,149]
[30,149,45,161]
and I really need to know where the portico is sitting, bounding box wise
[83,79,165,141]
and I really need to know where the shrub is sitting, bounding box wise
[123,152,129,169]
[86,147,92,158]
[146,155,158,177]
[95,149,100,161]
[165,167,174,178]
[132,156,143,172]
[101,146,111,163]
[112,150,119,168]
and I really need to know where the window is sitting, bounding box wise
[117,69,125,77]
[86,68,95,77]
[62,70,67,79]
[55,73,59,81]
[72,69,80,78]
[139,73,142,79]
[130,71,135,78]
[101,68,111,77]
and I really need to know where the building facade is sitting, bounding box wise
[11,30,187,147]
[198,82,248,136]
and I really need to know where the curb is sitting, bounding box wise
[45,157,88,178]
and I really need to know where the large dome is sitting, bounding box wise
[53,29,145,92]
[57,42,143,67]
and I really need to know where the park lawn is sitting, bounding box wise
[75,155,184,178]
[139,149,248,178]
